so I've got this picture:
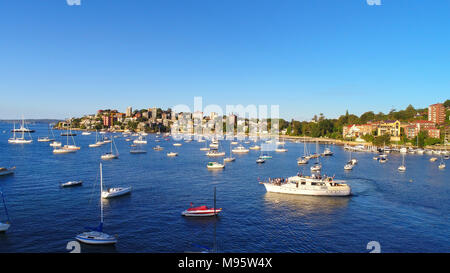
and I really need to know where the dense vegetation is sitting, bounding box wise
[282,103,449,146]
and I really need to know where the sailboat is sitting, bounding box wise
[207,141,226,157]
[438,156,446,169]
[297,138,309,165]
[11,116,34,133]
[49,125,61,147]
[275,142,288,152]
[75,163,117,245]
[182,187,222,217]
[130,144,147,154]
[310,141,322,172]
[133,135,147,144]
[344,150,355,170]
[0,190,11,232]
[8,122,33,144]
[398,153,406,172]
[223,142,236,162]
[54,126,78,153]
[89,130,103,148]
[101,168,131,199]
[37,124,55,142]
[101,137,119,160]
[200,139,210,151]
[0,167,15,177]
[62,126,80,150]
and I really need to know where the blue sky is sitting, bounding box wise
[0,0,449,120]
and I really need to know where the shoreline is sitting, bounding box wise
[52,127,449,151]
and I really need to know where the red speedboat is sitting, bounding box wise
[182,205,222,217]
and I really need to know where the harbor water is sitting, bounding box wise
[0,123,448,252]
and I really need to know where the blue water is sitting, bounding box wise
[0,123,448,253]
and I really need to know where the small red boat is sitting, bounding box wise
[182,205,222,217]
[182,188,221,217]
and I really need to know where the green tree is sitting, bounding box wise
[443,99,450,108]
[373,134,391,146]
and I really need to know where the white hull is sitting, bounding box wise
[0,167,15,176]
[262,182,351,196]
[75,231,117,245]
[207,162,225,169]
[102,187,131,199]
[61,181,83,187]
[0,223,11,232]
[101,154,118,160]
[89,143,102,147]
[8,139,32,144]
[182,209,222,217]
[37,138,54,142]
[206,152,225,157]
[53,148,76,154]
[232,149,249,154]
[50,141,62,147]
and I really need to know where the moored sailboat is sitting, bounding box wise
[0,190,11,232]
[75,163,117,245]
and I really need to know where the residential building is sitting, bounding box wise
[428,103,445,125]
[342,123,377,138]
[126,106,133,117]
[377,120,401,139]
[102,115,114,127]
[403,120,441,139]
[404,125,418,139]
[151,107,158,120]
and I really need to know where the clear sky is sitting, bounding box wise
[0,0,449,120]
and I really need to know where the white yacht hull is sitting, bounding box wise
[8,139,32,144]
[101,154,118,160]
[75,231,117,245]
[262,183,351,196]
[102,187,132,199]
[0,223,11,232]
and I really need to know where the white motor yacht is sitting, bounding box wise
[260,173,351,196]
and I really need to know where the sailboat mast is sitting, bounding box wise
[100,163,104,224]
[213,187,216,216]
[0,191,10,223]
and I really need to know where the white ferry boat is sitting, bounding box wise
[260,174,351,196]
